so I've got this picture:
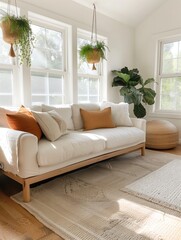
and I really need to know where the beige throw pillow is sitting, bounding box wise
[32,110,67,141]
[42,104,74,130]
[80,107,115,131]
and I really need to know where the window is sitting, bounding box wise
[157,38,181,112]
[30,21,66,105]
[77,30,107,103]
[0,2,108,107]
[0,2,18,106]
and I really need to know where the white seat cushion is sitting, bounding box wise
[85,127,145,149]
[37,131,106,167]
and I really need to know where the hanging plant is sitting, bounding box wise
[0,13,35,66]
[79,4,109,70]
[80,40,108,70]
[0,0,35,66]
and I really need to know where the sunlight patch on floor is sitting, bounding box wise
[116,198,181,240]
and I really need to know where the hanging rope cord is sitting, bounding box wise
[7,0,18,16]
[91,3,97,45]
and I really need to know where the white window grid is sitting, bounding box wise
[77,29,107,103]
[30,16,68,105]
[155,37,181,113]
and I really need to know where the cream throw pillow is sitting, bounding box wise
[42,104,74,130]
[100,102,133,127]
[32,110,67,141]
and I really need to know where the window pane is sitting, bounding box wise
[89,78,99,95]
[78,77,99,103]
[0,69,13,106]
[0,96,12,106]
[160,77,181,110]
[0,70,12,93]
[78,77,88,95]
[32,96,48,105]
[46,29,63,51]
[162,59,177,74]
[31,72,63,105]
[49,96,63,105]
[46,49,62,69]
[49,74,63,94]
[31,25,63,70]
[31,48,47,68]
[31,72,47,94]
[163,42,178,60]
[31,23,65,105]
[162,41,181,74]
[31,25,46,48]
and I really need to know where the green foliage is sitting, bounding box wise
[79,40,108,61]
[112,66,156,118]
[1,14,35,66]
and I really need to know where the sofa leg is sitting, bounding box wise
[141,146,145,156]
[22,181,31,203]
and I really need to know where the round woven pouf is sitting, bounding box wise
[146,120,179,150]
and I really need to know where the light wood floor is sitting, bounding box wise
[0,145,181,240]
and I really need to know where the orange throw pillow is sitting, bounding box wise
[80,107,116,130]
[6,105,42,140]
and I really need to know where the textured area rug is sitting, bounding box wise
[123,159,181,212]
[12,150,181,240]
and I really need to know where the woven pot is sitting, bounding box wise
[0,20,18,57]
[86,49,101,70]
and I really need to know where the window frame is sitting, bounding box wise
[77,28,107,103]
[29,13,69,105]
[154,36,181,117]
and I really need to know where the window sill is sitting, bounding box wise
[149,111,181,119]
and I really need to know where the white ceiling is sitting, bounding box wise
[72,0,168,26]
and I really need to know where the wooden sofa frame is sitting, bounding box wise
[2,143,145,202]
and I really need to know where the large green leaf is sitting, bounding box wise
[112,76,126,87]
[141,88,156,105]
[144,78,155,86]
[115,72,130,83]
[133,104,146,118]
[120,86,142,105]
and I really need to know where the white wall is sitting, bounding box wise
[18,0,134,103]
[135,0,181,139]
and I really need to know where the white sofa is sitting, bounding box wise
[0,102,146,202]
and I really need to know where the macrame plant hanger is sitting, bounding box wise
[91,3,97,46]
[89,3,100,70]
[1,0,18,57]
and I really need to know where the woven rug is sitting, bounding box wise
[123,159,181,212]
[12,150,181,240]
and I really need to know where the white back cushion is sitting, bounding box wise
[71,103,100,130]
[42,104,74,130]
[100,102,133,127]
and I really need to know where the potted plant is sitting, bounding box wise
[79,40,108,70]
[112,66,156,118]
[0,13,35,66]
